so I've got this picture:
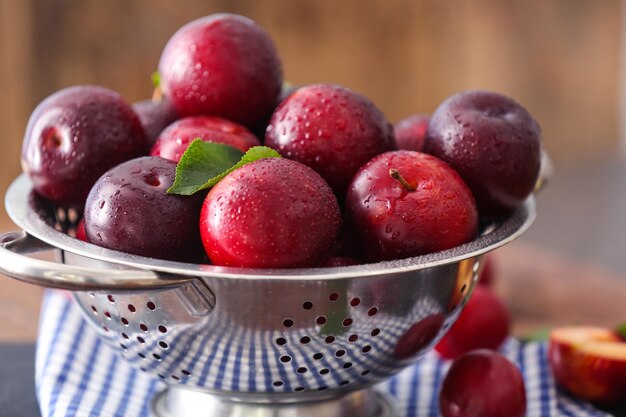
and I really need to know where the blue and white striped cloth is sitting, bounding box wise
[36,290,612,417]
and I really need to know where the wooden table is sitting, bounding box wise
[0,228,624,343]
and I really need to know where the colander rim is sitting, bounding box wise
[5,174,535,281]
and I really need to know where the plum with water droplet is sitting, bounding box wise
[151,115,260,162]
[21,85,149,207]
[424,90,541,216]
[132,99,179,146]
[394,114,430,151]
[345,150,478,262]
[158,14,283,128]
[199,157,341,268]
[84,156,204,262]
[265,83,395,198]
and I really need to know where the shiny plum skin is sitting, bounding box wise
[440,350,526,417]
[132,99,179,146]
[21,85,149,207]
[84,156,203,262]
[435,286,510,359]
[394,114,430,151]
[150,115,260,162]
[200,158,341,268]
[346,150,478,262]
[265,84,395,198]
[424,90,541,217]
[158,14,282,128]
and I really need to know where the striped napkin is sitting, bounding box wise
[36,290,612,417]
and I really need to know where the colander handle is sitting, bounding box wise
[0,231,193,291]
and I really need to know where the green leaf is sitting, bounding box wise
[616,323,626,341]
[167,140,281,195]
[151,71,160,88]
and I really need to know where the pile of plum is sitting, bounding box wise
[21,13,542,268]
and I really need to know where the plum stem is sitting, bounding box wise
[389,168,416,192]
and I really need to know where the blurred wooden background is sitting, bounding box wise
[0,0,622,221]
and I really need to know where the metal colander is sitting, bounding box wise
[0,174,536,417]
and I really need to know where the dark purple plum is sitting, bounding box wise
[21,85,149,207]
[158,14,282,128]
[265,84,395,197]
[423,90,541,216]
[132,99,179,146]
[394,114,430,151]
[84,156,203,262]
